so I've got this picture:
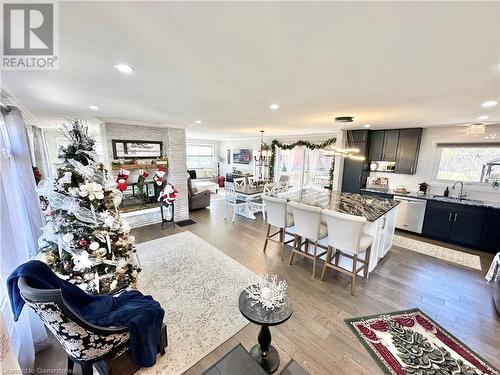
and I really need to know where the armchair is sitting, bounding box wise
[188,178,211,211]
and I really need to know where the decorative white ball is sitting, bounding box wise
[89,241,100,251]
[62,233,74,243]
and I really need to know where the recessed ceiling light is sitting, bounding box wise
[477,115,489,120]
[334,116,354,123]
[364,124,371,128]
[89,105,99,110]
[195,120,202,124]
[270,103,279,110]
[114,64,135,74]
[481,100,497,108]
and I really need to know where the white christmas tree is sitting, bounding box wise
[36,120,140,293]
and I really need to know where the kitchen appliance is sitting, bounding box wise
[418,182,429,195]
[394,196,427,233]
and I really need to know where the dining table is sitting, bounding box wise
[233,185,265,219]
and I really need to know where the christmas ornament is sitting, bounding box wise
[78,239,88,247]
[158,183,179,205]
[88,241,100,251]
[79,182,104,200]
[73,250,93,271]
[153,166,166,186]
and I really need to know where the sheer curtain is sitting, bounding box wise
[0,106,48,370]
[27,125,53,180]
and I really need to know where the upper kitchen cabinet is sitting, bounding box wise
[395,128,422,174]
[382,130,399,161]
[368,130,399,161]
[342,130,370,194]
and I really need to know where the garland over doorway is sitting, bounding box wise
[269,137,337,186]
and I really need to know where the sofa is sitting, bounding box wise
[188,178,211,211]
[187,169,219,193]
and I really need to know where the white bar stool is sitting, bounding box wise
[288,201,328,277]
[262,196,295,260]
[320,209,373,296]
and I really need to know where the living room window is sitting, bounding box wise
[186,144,215,169]
[435,143,500,184]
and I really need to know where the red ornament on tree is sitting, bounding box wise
[79,239,88,247]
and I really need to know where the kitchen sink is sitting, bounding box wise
[432,195,484,205]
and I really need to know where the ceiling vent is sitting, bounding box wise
[334,116,354,123]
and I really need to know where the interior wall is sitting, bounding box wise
[368,124,500,202]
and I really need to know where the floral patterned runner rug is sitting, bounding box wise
[345,309,499,375]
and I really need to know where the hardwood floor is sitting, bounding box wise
[35,199,499,374]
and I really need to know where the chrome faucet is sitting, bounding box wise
[452,181,466,200]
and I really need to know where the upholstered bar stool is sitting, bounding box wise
[288,201,328,277]
[262,195,295,260]
[320,209,373,296]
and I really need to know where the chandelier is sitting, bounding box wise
[254,130,270,164]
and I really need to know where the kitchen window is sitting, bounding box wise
[435,143,500,183]
[186,144,214,169]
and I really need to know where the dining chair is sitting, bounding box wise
[247,176,257,186]
[320,209,373,296]
[288,201,328,277]
[224,182,248,222]
[262,196,296,260]
[233,177,246,187]
[248,182,275,220]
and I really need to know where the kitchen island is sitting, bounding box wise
[277,188,399,275]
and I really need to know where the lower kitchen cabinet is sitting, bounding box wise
[480,208,500,252]
[422,200,494,252]
[449,206,486,248]
[421,202,453,241]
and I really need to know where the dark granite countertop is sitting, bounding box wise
[277,188,399,222]
[360,188,500,209]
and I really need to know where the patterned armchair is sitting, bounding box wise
[18,277,133,375]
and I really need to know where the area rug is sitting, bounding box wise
[135,231,258,375]
[393,235,482,271]
[345,308,499,375]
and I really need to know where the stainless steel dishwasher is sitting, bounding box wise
[394,196,427,233]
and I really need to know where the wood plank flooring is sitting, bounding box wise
[35,199,499,374]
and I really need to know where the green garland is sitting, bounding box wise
[269,137,337,186]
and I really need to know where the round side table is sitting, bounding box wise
[238,288,293,374]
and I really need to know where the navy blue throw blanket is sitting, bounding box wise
[7,260,164,367]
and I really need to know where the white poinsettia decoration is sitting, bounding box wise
[73,250,94,271]
[245,274,288,310]
[68,187,80,197]
[79,182,104,200]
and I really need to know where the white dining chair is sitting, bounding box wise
[248,182,275,220]
[262,196,295,260]
[288,201,328,277]
[233,177,246,187]
[224,182,248,222]
[247,176,257,186]
[320,209,373,296]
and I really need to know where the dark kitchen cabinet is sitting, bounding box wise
[422,201,454,241]
[382,130,399,161]
[422,200,486,249]
[341,130,370,194]
[480,208,500,253]
[368,131,384,161]
[395,128,422,174]
[449,206,486,248]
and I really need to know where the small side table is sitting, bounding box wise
[238,288,293,374]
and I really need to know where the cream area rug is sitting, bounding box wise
[135,231,257,374]
[393,235,482,271]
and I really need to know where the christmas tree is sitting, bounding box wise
[36,120,140,294]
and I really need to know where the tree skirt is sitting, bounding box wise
[135,231,258,375]
[345,309,498,375]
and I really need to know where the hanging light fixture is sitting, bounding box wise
[254,130,269,164]
[321,131,365,160]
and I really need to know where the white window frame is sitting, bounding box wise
[186,143,215,169]
[432,142,500,186]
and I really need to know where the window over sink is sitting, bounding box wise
[435,143,500,184]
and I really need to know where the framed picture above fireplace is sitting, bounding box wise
[112,140,163,159]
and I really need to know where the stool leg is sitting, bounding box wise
[81,363,93,375]
[351,254,358,296]
[263,224,271,253]
[289,235,297,265]
[321,246,332,281]
[363,246,371,279]
[312,241,318,277]
[280,228,285,261]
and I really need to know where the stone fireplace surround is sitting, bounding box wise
[99,122,189,227]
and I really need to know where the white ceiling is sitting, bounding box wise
[2,1,500,139]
